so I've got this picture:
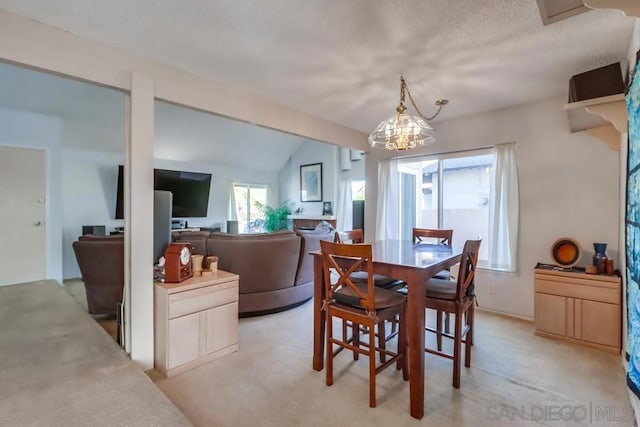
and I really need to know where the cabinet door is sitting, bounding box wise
[168,312,201,368]
[535,293,568,337]
[204,302,239,355]
[576,299,620,349]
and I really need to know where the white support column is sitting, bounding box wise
[127,72,155,370]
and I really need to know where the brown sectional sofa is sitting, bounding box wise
[172,228,335,316]
[72,234,125,315]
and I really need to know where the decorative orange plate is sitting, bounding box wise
[550,237,582,268]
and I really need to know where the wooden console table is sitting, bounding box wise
[154,270,239,377]
[288,215,336,231]
[534,267,621,354]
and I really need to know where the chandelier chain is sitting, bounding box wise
[403,77,444,121]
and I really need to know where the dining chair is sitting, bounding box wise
[335,229,405,362]
[423,239,481,388]
[335,229,405,289]
[412,227,454,350]
[412,227,453,247]
[320,240,408,407]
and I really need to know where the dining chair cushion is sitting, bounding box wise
[433,270,451,280]
[425,278,458,300]
[349,272,406,289]
[332,283,406,309]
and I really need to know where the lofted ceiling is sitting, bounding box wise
[0,61,309,171]
[0,0,635,135]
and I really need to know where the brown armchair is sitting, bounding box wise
[72,235,124,315]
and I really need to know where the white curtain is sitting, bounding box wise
[336,180,353,232]
[228,182,238,221]
[488,142,519,272]
[376,159,400,241]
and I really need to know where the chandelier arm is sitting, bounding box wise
[404,82,444,121]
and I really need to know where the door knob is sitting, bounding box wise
[34,221,42,226]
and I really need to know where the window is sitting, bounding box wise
[400,151,493,264]
[233,183,268,233]
[351,179,366,201]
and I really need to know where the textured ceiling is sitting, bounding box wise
[0,0,635,134]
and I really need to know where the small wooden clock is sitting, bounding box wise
[164,242,193,283]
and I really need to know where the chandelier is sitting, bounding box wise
[369,76,448,151]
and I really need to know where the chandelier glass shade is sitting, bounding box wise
[368,111,435,151]
[369,76,447,151]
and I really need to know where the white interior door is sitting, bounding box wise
[0,146,46,286]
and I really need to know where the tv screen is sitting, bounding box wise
[115,166,212,219]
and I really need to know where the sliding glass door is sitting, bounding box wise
[400,152,493,262]
[233,183,268,233]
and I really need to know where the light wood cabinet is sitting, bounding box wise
[155,270,239,377]
[534,268,621,354]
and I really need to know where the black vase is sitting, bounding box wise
[592,243,608,268]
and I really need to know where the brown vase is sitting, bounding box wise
[191,254,204,275]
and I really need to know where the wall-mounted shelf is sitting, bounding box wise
[563,93,626,150]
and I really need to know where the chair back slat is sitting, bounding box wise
[455,239,481,301]
[334,229,364,244]
[413,228,453,246]
[320,239,374,312]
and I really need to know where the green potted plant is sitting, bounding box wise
[254,200,292,233]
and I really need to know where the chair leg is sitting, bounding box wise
[342,320,348,344]
[369,324,377,408]
[326,313,334,387]
[353,322,360,361]
[452,309,462,389]
[467,308,474,346]
[444,312,451,334]
[390,314,398,336]
[465,305,474,368]
[436,310,443,351]
[377,320,386,363]
[398,308,409,381]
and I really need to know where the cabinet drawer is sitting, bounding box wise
[169,282,238,319]
[535,279,618,304]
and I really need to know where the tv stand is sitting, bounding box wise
[288,215,337,232]
[171,219,188,230]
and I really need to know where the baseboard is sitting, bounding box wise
[475,305,533,322]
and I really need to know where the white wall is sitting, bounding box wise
[0,108,63,284]
[61,148,124,278]
[154,158,280,228]
[60,148,280,279]
[281,140,338,215]
[365,96,620,319]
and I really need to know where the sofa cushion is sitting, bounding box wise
[172,231,211,255]
[208,230,295,241]
[294,229,336,286]
[79,234,124,241]
[206,232,301,295]
[73,237,124,315]
[172,230,211,240]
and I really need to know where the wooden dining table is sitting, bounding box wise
[311,239,462,419]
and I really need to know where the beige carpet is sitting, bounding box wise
[0,280,191,427]
[153,301,634,426]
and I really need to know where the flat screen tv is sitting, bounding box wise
[115,166,212,219]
